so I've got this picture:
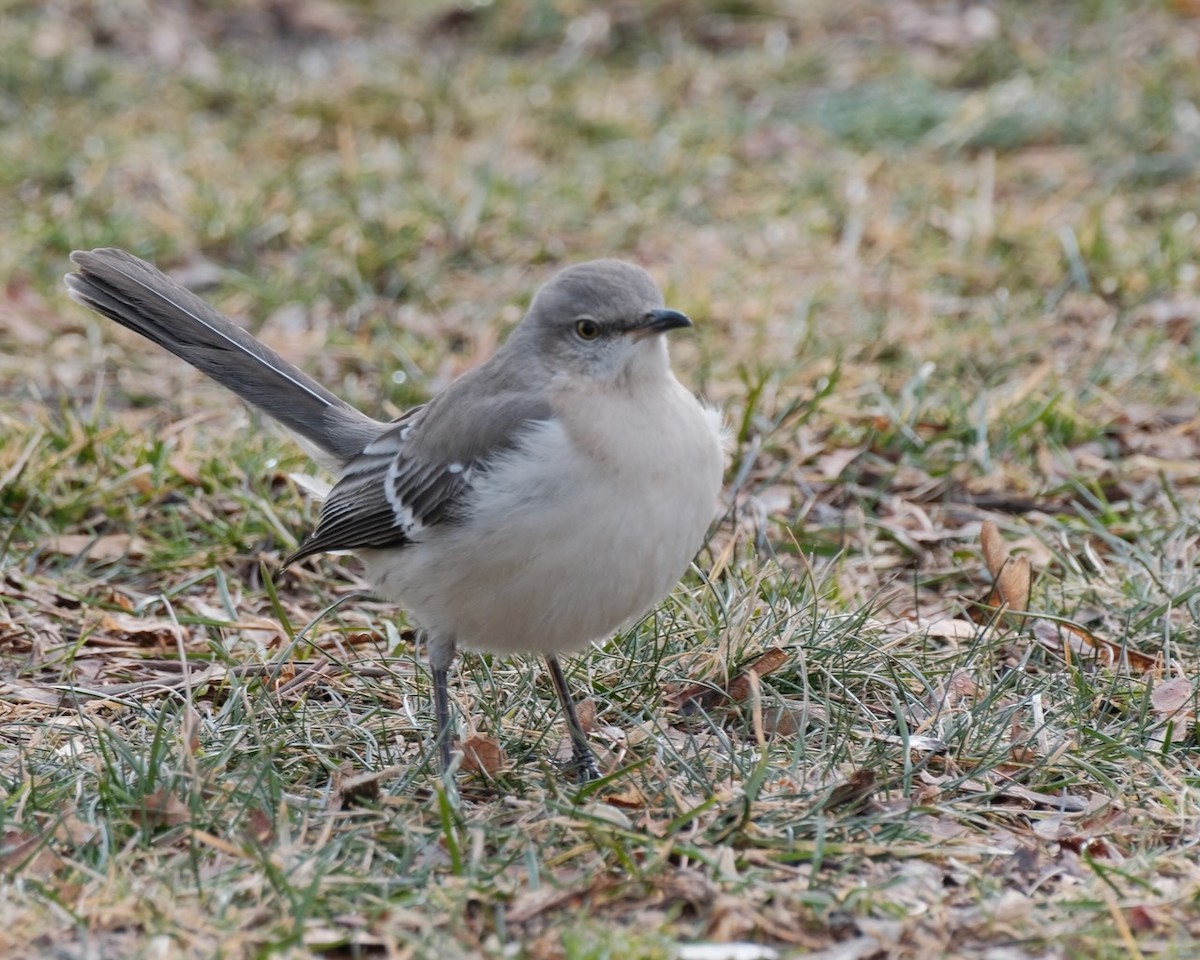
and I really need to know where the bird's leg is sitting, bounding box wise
[432,665,453,774]
[545,655,600,782]
[427,633,458,776]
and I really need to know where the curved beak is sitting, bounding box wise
[631,308,692,340]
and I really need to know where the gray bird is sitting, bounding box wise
[66,248,725,780]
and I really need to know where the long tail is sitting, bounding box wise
[66,248,386,466]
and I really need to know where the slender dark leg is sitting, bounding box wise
[432,666,453,774]
[427,632,458,777]
[545,655,600,782]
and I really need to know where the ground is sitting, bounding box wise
[2,1,1200,958]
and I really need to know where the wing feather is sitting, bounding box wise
[283,374,552,565]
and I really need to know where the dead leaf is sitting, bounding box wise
[187,600,285,646]
[575,697,596,733]
[138,789,189,829]
[97,586,136,611]
[0,681,65,707]
[97,611,182,644]
[762,699,823,738]
[1031,619,1159,673]
[268,0,358,39]
[169,453,203,485]
[273,662,332,698]
[907,666,978,729]
[815,446,865,480]
[725,648,789,701]
[1058,834,1118,859]
[987,780,1089,812]
[676,946,780,960]
[244,808,275,845]
[1126,905,1159,934]
[44,533,149,563]
[673,648,790,711]
[819,768,877,813]
[931,667,978,709]
[180,704,202,756]
[0,280,71,346]
[460,734,507,776]
[980,520,1032,612]
[334,764,406,807]
[1151,676,1193,716]
[0,829,64,878]
[918,618,985,640]
[51,815,98,847]
[1007,710,1036,764]
[604,786,647,809]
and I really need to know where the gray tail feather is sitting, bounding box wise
[66,248,385,465]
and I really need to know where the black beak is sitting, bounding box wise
[633,308,692,338]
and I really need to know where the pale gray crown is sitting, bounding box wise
[509,260,673,374]
[525,260,666,331]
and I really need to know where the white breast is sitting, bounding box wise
[361,375,724,657]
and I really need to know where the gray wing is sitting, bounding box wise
[283,368,553,565]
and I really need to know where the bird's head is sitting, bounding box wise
[514,259,692,387]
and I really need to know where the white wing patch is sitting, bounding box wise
[385,457,421,536]
[286,403,540,563]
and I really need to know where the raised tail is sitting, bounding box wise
[66,248,386,467]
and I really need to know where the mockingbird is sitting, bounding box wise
[65,248,725,780]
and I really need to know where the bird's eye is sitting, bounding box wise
[575,319,600,340]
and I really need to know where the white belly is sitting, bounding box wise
[361,379,724,657]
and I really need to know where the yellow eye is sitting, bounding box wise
[575,319,600,340]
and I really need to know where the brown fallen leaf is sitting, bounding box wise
[932,667,979,709]
[180,703,202,756]
[333,763,406,807]
[97,611,182,644]
[815,445,866,480]
[980,520,1032,612]
[51,815,99,847]
[187,600,285,646]
[460,734,507,777]
[1126,905,1159,934]
[726,648,789,701]
[671,648,790,711]
[974,523,1148,681]
[0,279,72,345]
[919,617,985,641]
[819,768,877,813]
[1031,619,1159,673]
[907,667,979,729]
[964,776,1089,812]
[574,697,596,734]
[761,699,824,738]
[1,829,64,878]
[0,681,65,707]
[604,786,647,810]
[243,808,275,845]
[1151,676,1194,716]
[1058,834,1118,859]
[44,533,149,563]
[1007,710,1037,764]
[96,586,136,611]
[169,452,203,485]
[137,789,189,829]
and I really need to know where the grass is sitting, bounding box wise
[3,0,1200,957]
